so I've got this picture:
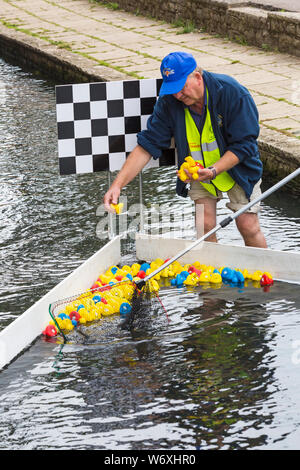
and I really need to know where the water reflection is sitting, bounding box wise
[3,282,291,450]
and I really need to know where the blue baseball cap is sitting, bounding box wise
[159,52,197,96]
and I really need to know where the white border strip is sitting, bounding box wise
[136,234,300,283]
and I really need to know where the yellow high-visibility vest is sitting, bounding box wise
[184,89,235,196]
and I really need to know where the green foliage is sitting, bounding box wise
[106,2,119,10]
[91,0,119,10]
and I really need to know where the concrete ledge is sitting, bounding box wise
[259,127,300,194]
[0,25,128,84]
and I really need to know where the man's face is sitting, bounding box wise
[172,72,203,106]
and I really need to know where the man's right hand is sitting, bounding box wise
[103,185,121,213]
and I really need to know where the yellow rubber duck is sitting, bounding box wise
[64,304,73,315]
[93,309,102,320]
[170,261,184,275]
[150,261,158,270]
[146,279,160,292]
[62,318,74,330]
[55,317,64,329]
[110,287,124,298]
[183,263,192,271]
[236,268,251,279]
[199,272,211,283]
[85,298,95,310]
[121,265,131,273]
[210,272,222,284]
[252,270,263,281]
[107,298,122,313]
[102,304,115,316]
[160,265,174,278]
[98,273,112,285]
[131,263,141,277]
[121,284,135,298]
[184,273,198,286]
[206,265,215,274]
[154,258,164,266]
[146,267,160,281]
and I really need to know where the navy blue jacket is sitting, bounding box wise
[137,71,262,200]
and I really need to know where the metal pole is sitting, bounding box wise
[108,171,115,239]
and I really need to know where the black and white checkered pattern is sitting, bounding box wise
[55,78,176,175]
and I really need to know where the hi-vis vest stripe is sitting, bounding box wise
[184,89,235,196]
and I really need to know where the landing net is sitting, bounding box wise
[47,279,138,342]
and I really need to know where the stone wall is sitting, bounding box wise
[99,0,300,57]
